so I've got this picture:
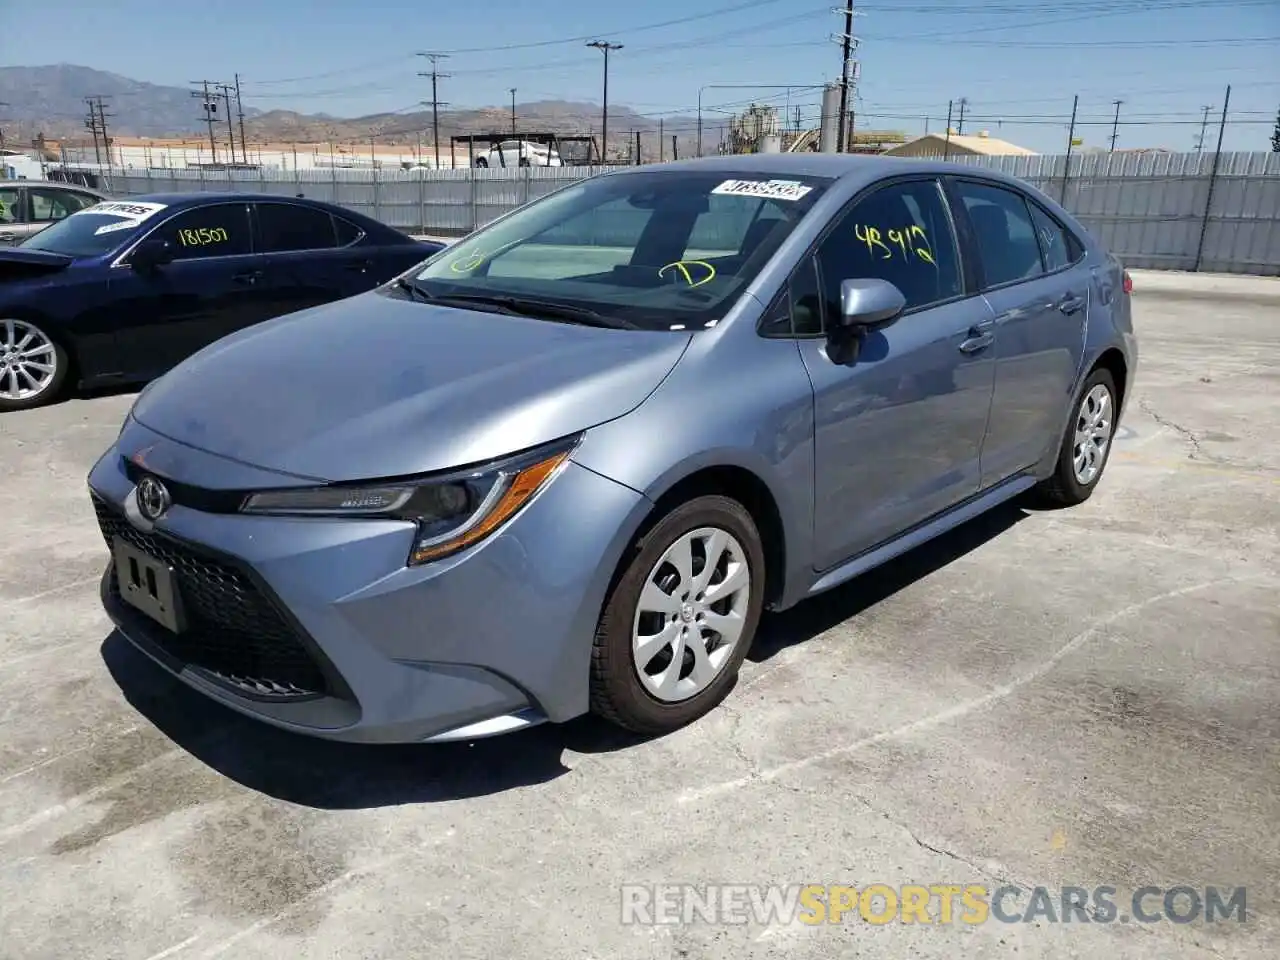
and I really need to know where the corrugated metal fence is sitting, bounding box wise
[100,151,1280,275]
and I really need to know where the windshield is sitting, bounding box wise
[21,200,169,258]
[410,169,832,330]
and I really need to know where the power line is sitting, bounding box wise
[416,53,451,169]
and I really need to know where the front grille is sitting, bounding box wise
[94,496,331,700]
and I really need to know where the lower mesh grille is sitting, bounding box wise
[94,496,330,700]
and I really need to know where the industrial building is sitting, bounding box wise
[884,131,1037,157]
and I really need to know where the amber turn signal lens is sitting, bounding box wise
[409,450,570,564]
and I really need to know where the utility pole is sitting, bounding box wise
[0,101,8,153]
[84,99,101,165]
[659,117,664,160]
[1194,85,1232,272]
[217,83,237,164]
[234,73,248,164]
[191,81,220,163]
[83,96,112,165]
[1109,99,1123,152]
[417,53,451,169]
[1062,94,1079,204]
[1195,104,1214,152]
[509,88,517,137]
[956,97,969,135]
[943,99,953,160]
[587,40,623,162]
[834,0,856,152]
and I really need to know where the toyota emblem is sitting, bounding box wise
[136,475,171,521]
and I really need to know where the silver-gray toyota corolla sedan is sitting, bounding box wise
[89,154,1136,743]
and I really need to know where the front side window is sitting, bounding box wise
[410,170,832,330]
[955,181,1044,288]
[256,202,337,252]
[30,188,97,223]
[150,204,252,260]
[814,179,962,318]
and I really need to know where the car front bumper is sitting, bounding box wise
[88,422,649,743]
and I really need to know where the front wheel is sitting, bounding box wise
[0,318,69,412]
[590,495,765,734]
[1035,367,1119,506]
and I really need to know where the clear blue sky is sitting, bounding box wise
[7,0,1279,152]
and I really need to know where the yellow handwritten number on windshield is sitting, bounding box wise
[658,260,717,288]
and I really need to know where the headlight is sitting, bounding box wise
[240,438,577,565]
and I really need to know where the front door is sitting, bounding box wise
[108,202,270,377]
[796,177,998,571]
[948,179,1089,486]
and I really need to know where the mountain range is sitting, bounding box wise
[1,64,704,160]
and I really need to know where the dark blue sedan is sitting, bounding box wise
[0,193,444,410]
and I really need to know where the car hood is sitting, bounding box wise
[132,291,692,482]
[0,247,74,282]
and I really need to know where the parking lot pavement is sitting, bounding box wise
[0,275,1276,960]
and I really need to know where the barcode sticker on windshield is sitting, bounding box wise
[72,200,169,235]
[711,179,813,201]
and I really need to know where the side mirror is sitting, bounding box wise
[131,238,173,271]
[838,278,906,330]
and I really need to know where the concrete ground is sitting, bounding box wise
[0,272,1276,960]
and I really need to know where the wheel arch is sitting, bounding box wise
[1091,347,1129,414]
[625,463,789,610]
[0,306,80,383]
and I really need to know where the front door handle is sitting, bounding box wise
[231,269,264,285]
[959,318,995,354]
[1059,293,1086,315]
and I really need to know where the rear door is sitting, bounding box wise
[107,202,271,376]
[947,178,1089,486]
[253,201,374,315]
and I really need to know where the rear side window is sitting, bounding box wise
[256,202,337,252]
[954,181,1044,288]
[334,216,363,246]
[1027,202,1079,272]
[156,204,252,260]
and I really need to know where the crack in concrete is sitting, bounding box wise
[1139,397,1222,463]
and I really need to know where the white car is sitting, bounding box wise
[474,140,562,168]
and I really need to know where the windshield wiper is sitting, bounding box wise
[392,276,432,302]
[425,293,639,330]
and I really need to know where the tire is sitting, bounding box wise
[590,495,765,735]
[0,318,70,412]
[474,157,489,168]
[1035,367,1119,507]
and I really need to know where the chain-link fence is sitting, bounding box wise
[98,151,1280,275]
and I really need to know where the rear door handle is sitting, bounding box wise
[959,318,995,354]
[1059,293,1086,315]
[231,269,264,285]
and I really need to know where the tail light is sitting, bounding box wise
[1122,270,1133,295]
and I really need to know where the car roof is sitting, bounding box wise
[107,192,406,236]
[621,152,1037,191]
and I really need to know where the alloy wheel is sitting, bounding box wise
[631,526,751,703]
[0,319,58,403]
[1072,383,1114,485]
